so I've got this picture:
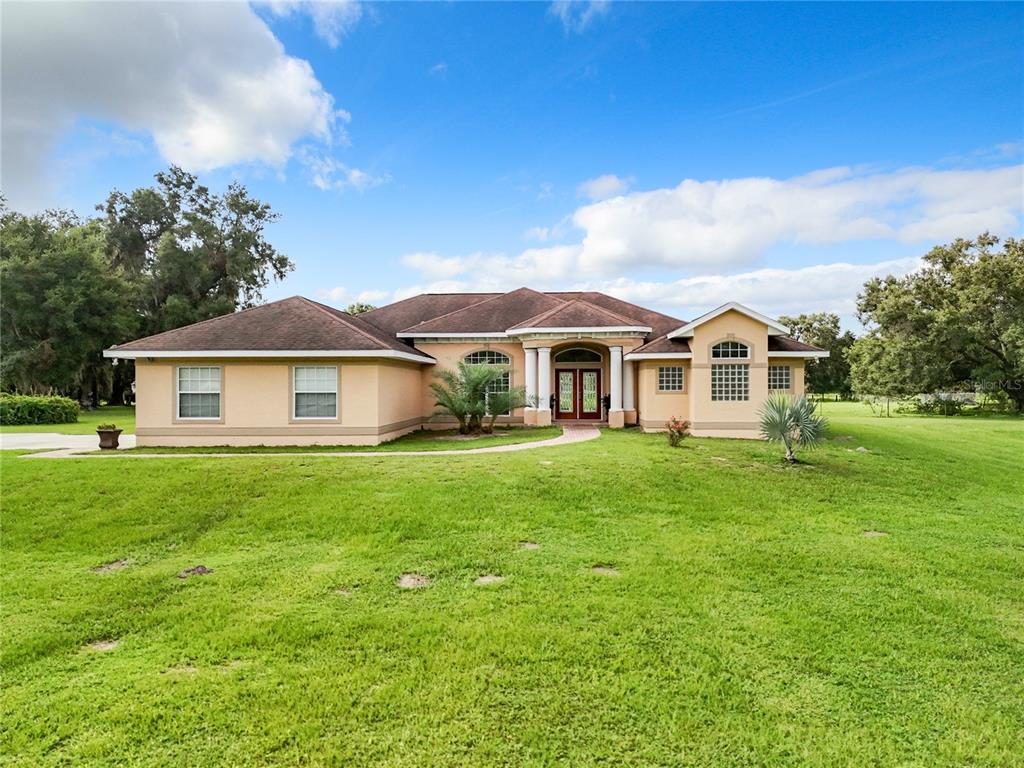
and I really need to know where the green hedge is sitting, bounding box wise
[0,394,80,425]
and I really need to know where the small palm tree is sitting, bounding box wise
[759,393,828,463]
[482,385,528,433]
[430,362,507,434]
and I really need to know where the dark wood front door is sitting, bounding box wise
[555,369,602,420]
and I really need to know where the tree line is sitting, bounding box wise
[2,170,1021,411]
[1,167,292,405]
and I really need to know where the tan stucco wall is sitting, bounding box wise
[414,341,527,427]
[134,358,421,446]
[636,360,690,430]
[638,311,812,439]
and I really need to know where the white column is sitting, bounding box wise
[609,346,623,411]
[524,348,537,409]
[623,359,635,411]
[537,347,551,407]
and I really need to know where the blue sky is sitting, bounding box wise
[2,1,1022,324]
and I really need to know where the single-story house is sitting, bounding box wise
[104,288,827,446]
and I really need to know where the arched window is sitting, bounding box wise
[554,347,602,363]
[464,350,511,415]
[464,350,510,365]
[711,341,749,359]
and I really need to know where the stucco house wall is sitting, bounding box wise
[636,360,690,430]
[134,358,422,446]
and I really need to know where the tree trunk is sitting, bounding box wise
[1005,383,1024,413]
[90,371,100,409]
[109,364,125,406]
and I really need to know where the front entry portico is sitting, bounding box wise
[555,369,602,420]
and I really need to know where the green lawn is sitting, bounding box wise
[2,405,1022,766]
[0,405,135,434]
[126,426,561,453]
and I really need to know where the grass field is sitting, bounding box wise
[2,404,1022,766]
[0,405,136,434]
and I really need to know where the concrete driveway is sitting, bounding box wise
[0,432,136,451]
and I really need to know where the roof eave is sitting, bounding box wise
[102,348,436,364]
[508,325,652,335]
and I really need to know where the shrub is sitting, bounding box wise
[0,393,79,425]
[666,416,689,447]
[96,423,119,431]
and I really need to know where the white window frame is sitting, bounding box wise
[711,341,750,359]
[464,350,512,416]
[176,366,221,420]
[768,364,792,391]
[293,365,338,420]
[658,366,685,392]
[711,363,750,402]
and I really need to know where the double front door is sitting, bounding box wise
[556,369,602,420]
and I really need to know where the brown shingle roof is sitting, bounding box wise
[359,293,501,335]
[109,296,432,357]
[508,298,648,330]
[398,287,564,334]
[627,334,692,355]
[768,336,825,353]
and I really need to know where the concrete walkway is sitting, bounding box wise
[21,425,600,459]
[1,432,136,451]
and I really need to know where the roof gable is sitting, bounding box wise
[665,302,790,339]
[397,287,563,335]
[508,299,650,332]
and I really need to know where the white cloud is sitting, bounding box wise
[588,257,924,322]
[300,149,389,191]
[264,0,363,48]
[568,164,1023,275]
[322,256,923,329]
[0,1,351,210]
[548,1,610,33]
[401,163,1020,288]
[577,173,632,201]
[429,62,449,76]
[375,161,1020,326]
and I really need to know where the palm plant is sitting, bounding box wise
[759,393,828,463]
[482,385,528,433]
[430,362,507,434]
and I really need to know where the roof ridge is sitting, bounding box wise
[298,297,401,349]
[398,287,564,332]
[108,296,299,348]
[511,297,644,329]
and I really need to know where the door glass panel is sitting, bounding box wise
[582,372,598,413]
[558,372,574,413]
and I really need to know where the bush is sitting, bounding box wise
[0,393,79,425]
[666,416,690,447]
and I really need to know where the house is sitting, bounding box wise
[103,289,828,446]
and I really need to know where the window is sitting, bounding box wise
[177,367,220,419]
[293,366,337,419]
[658,366,685,392]
[711,341,749,359]
[554,348,602,363]
[711,364,749,401]
[464,350,511,415]
[464,350,510,365]
[768,365,791,391]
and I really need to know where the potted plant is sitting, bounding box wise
[96,423,123,450]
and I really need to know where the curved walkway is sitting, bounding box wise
[21,425,601,459]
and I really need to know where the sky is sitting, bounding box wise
[2,0,1022,326]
